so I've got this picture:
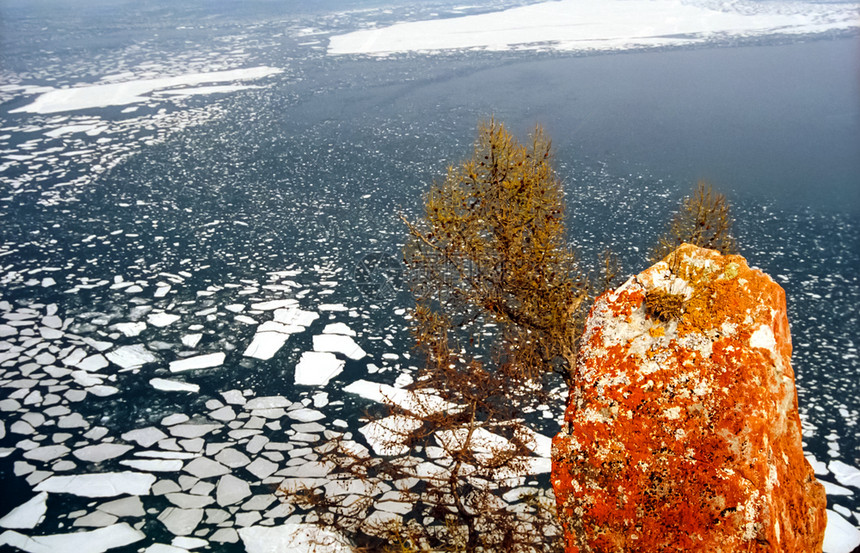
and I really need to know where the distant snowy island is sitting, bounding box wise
[329,0,860,55]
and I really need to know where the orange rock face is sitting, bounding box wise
[551,244,826,552]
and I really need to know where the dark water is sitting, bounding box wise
[0,0,858,549]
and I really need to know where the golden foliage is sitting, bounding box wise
[402,118,589,384]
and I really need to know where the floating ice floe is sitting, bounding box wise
[243,308,319,360]
[11,67,283,114]
[158,507,203,536]
[273,307,319,327]
[250,299,298,311]
[97,497,145,518]
[121,427,168,448]
[150,378,200,393]
[244,396,290,410]
[327,0,860,56]
[181,333,202,348]
[0,523,145,553]
[294,351,344,386]
[182,457,230,478]
[243,329,291,361]
[34,472,156,497]
[344,379,460,416]
[105,345,158,370]
[114,322,146,337]
[829,460,860,489]
[216,474,252,506]
[155,84,262,97]
[435,427,515,462]
[169,352,225,373]
[119,459,184,472]
[823,509,860,553]
[0,493,47,530]
[312,334,366,360]
[821,481,854,497]
[73,443,134,463]
[74,354,110,372]
[360,415,423,456]
[238,523,351,553]
[148,313,181,327]
[322,322,355,336]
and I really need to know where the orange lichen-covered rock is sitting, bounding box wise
[551,244,826,552]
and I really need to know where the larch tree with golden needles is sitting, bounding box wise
[652,180,737,263]
[403,118,589,386]
[280,120,584,552]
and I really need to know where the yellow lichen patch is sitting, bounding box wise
[648,325,665,338]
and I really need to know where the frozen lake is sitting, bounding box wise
[0,0,858,551]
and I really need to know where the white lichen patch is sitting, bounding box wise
[678,332,713,359]
[749,325,776,356]
[720,322,737,337]
[664,406,682,420]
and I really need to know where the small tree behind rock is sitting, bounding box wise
[652,180,737,263]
